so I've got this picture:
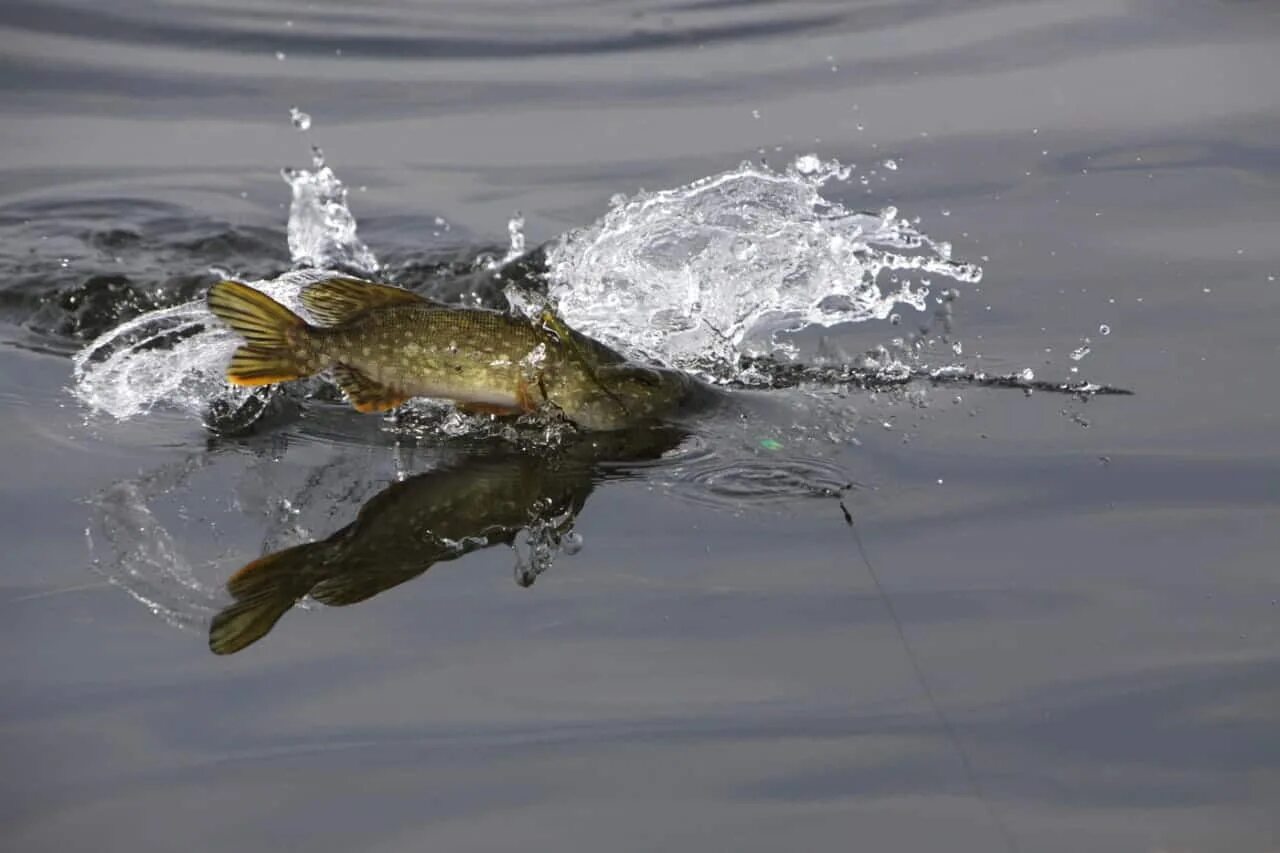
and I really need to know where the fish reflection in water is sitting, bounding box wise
[209,426,685,655]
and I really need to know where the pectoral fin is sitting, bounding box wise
[301,277,431,326]
[331,364,408,413]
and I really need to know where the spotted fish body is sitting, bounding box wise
[206,277,698,430]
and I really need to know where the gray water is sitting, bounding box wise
[3,1,1280,851]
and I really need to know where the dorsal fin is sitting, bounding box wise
[330,364,409,413]
[301,277,429,326]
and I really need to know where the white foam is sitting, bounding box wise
[545,155,981,372]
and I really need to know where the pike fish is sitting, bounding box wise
[206,277,702,430]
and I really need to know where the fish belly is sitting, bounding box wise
[404,379,522,408]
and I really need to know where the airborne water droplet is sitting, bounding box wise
[561,531,584,556]
[793,154,822,175]
[1098,324,1111,336]
[288,106,311,131]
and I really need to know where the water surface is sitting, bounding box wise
[3,1,1279,851]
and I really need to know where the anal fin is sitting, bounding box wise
[331,365,408,413]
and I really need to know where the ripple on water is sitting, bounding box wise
[662,450,855,513]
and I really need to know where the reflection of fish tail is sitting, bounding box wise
[207,281,323,386]
[208,541,324,655]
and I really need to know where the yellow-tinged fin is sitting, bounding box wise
[207,280,307,348]
[207,280,317,386]
[301,276,430,326]
[225,542,314,599]
[331,364,408,413]
[212,543,320,655]
[209,594,294,655]
[225,347,304,386]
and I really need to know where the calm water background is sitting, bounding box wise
[3,1,1280,850]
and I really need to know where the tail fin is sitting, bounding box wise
[209,541,322,655]
[207,280,318,386]
[209,592,296,655]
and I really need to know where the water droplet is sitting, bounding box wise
[889,313,901,326]
[275,50,287,61]
[1065,411,1090,428]
[288,106,311,131]
[1069,344,1091,361]
[1098,324,1111,336]
[793,154,822,175]
[561,531,584,556]
[751,109,761,119]
[883,159,898,171]
[310,145,325,168]
[1018,368,1035,382]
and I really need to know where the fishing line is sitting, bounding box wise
[840,499,1021,853]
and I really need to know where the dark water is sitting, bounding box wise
[4,1,1280,850]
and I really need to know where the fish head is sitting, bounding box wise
[567,363,695,431]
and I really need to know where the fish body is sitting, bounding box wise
[207,277,701,430]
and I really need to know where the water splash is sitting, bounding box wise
[288,105,312,131]
[86,454,224,632]
[545,155,981,374]
[74,140,380,422]
[281,150,378,273]
[501,211,526,266]
[512,503,580,587]
[73,149,985,429]
[72,269,331,422]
